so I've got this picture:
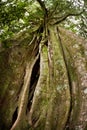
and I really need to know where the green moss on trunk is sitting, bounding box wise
[0,26,87,130]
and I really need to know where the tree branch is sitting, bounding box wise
[49,2,72,19]
[36,0,47,15]
[53,11,84,25]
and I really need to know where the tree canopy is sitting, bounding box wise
[0,0,86,40]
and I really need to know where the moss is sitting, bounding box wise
[0,26,87,130]
[68,62,77,81]
[0,41,28,130]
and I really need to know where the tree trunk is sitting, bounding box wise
[0,26,87,130]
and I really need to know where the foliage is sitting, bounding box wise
[61,0,87,38]
[0,0,86,40]
[0,0,43,40]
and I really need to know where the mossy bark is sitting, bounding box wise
[0,26,87,130]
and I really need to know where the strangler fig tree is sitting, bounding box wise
[0,0,87,130]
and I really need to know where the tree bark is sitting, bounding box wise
[0,26,87,130]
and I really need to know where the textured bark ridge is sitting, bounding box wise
[0,26,87,130]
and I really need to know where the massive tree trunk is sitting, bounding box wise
[0,26,87,130]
